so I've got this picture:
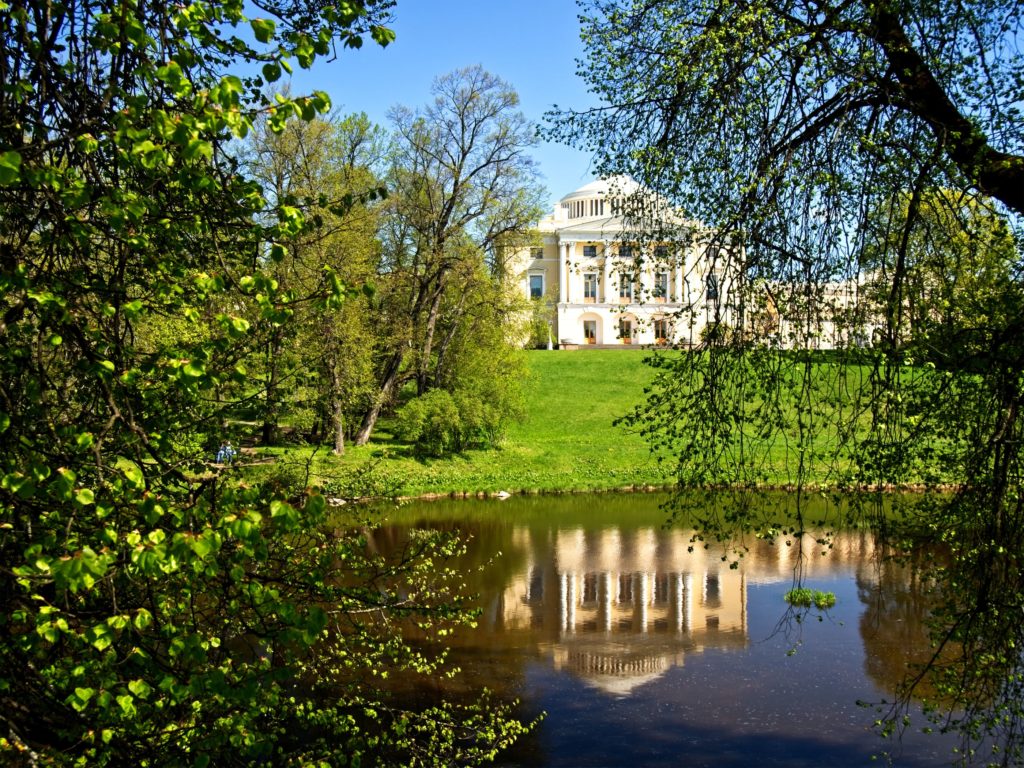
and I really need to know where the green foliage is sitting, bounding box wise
[556,0,1024,760]
[784,588,836,611]
[395,365,524,459]
[0,0,532,764]
[353,66,544,446]
[241,109,385,448]
[395,389,464,457]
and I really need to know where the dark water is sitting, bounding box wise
[372,492,959,767]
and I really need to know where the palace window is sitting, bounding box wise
[706,273,719,303]
[618,243,634,259]
[583,320,597,343]
[619,274,634,302]
[654,318,669,344]
[619,318,633,343]
[583,244,598,258]
[654,272,669,302]
[529,274,544,299]
[530,247,543,260]
[584,273,598,303]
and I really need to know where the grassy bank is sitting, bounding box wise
[251,348,960,498]
[256,349,673,497]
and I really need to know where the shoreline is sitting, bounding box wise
[392,480,957,503]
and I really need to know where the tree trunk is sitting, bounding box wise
[416,266,449,396]
[262,331,282,445]
[432,294,468,389]
[353,349,405,446]
[331,365,345,455]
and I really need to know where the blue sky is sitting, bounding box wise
[287,0,601,209]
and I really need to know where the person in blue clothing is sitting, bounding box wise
[215,440,235,465]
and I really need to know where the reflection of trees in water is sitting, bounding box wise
[857,528,1024,763]
[917,495,1024,765]
[857,546,946,702]
[360,517,546,764]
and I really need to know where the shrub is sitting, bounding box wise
[394,389,463,457]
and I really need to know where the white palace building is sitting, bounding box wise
[511,176,736,348]
[512,177,874,350]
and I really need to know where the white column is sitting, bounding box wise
[559,572,568,635]
[559,241,569,304]
[638,572,650,634]
[683,573,693,631]
[602,241,612,304]
[601,572,613,633]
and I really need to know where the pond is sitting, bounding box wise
[371,492,960,767]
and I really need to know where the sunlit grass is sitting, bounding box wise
[254,349,672,497]
[249,348,959,497]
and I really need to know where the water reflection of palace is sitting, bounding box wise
[477,526,877,697]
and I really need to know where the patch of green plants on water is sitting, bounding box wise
[784,588,837,610]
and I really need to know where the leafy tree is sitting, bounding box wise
[860,189,1022,365]
[553,0,1024,760]
[242,109,385,450]
[0,0,529,763]
[395,258,529,457]
[353,66,544,446]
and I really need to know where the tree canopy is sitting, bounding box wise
[353,66,543,447]
[0,0,529,763]
[553,0,1024,761]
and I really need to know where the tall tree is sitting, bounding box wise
[0,1,529,763]
[242,110,385,448]
[353,66,544,446]
[553,0,1024,759]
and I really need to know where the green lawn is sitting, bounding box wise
[257,349,673,497]
[252,348,957,497]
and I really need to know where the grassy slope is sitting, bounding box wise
[266,349,674,497]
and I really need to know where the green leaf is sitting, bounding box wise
[76,134,99,154]
[250,18,276,43]
[116,694,136,716]
[183,138,212,162]
[262,62,282,83]
[133,608,153,630]
[183,360,205,378]
[0,150,22,185]
[90,624,113,651]
[74,687,95,702]
[371,25,396,47]
[122,464,145,490]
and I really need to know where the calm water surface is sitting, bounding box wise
[374,493,957,767]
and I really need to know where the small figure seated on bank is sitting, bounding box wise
[215,440,236,466]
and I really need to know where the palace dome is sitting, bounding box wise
[558,175,640,204]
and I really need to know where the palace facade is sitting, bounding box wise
[513,177,876,350]
[511,176,736,348]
